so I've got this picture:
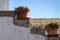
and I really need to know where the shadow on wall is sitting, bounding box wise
[30,24,46,36]
[13,19,29,27]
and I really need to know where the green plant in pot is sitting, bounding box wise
[45,22,59,37]
[14,6,30,20]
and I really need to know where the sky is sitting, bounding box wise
[9,0,60,18]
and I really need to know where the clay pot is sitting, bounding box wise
[45,23,59,37]
[47,28,58,37]
[17,13,30,20]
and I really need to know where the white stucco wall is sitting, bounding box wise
[0,17,45,40]
[0,0,9,11]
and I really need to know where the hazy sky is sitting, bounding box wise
[9,0,60,18]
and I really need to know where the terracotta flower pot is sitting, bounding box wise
[47,28,58,37]
[45,22,59,37]
[17,13,30,20]
[14,6,30,20]
[17,13,26,18]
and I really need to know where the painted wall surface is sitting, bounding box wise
[0,0,9,11]
[0,17,45,40]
